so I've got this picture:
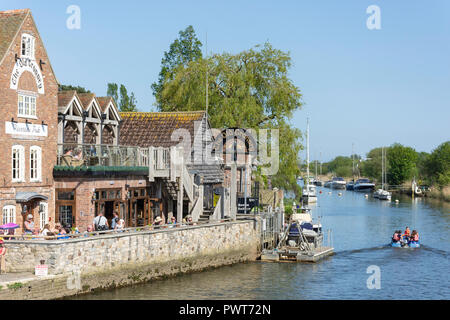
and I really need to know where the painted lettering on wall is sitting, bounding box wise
[10,58,45,94]
[5,122,48,137]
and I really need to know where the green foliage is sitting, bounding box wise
[106,83,138,112]
[59,84,91,94]
[387,143,418,185]
[151,25,203,110]
[361,147,384,181]
[7,282,23,290]
[155,37,303,195]
[424,141,450,188]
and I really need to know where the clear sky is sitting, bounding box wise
[4,0,449,161]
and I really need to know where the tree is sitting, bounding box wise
[151,25,203,110]
[387,143,418,185]
[59,84,91,94]
[156,42,303,195]
[106,83,138,112]
[107,83,119,103]
[425,141,450,188]
[361,147,384,182]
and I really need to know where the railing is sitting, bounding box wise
[1,219,236,242]
[57,143,149,168]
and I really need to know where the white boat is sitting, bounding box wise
[331,177,346,189]
[375,147,391,201]
[302,119,317,204]
[354,178,375,192]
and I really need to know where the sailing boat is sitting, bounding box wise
[302,119,317,204]
[374,147,391,201]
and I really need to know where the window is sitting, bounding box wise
[12,145,25,182]
[21,34,35,59]
[18,94,37,118]
[30,146,42,182]
[39,202,48,230]
[2,205,16,225]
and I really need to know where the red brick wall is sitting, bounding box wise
[54,176,150,231]
[0,13,58,233]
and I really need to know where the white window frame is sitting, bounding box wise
[12,145,25,183]
[21,33,35,59]
[39,202,48,230]
[2,205,16,225]
[30,146,42,182]
[18,93,37,119]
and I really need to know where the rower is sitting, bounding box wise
[402,227,411,240]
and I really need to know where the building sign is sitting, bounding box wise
[5,122,48,137]
[10,58,45,94]
[237,197,259,214]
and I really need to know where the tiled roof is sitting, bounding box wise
[119,111,206,148]
[58,90,76,107]
[96,96,113,112]
[0,9,29,65]
[77,93,95,110]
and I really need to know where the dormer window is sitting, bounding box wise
[21,34,35,59]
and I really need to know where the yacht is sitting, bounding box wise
[346,181,354,191]
[331,177,346,189]
[354,178,375,192]
[375,147,391,201]
[301,119,317,204]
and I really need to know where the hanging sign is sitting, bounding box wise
[10,58,45,94]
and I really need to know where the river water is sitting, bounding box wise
[73,188,449,300]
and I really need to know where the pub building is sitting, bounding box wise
[0,9,58,234]
[0,9,227,233]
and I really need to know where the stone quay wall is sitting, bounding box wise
[0,220,259,299]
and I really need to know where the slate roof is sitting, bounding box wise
[0,9,29,65]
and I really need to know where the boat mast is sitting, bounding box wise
[381,147,385,190]
[306,118,310,187]
[352,143,355,181]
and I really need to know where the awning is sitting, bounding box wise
[15,192,48,203]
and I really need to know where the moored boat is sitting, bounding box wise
[346,181,354,190]
[331,177,346,189]
[354,178,375,192]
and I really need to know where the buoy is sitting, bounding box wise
[365,194,369,198]
[338,192,342,196]
[328,192,332,195]
[395,199,399,204]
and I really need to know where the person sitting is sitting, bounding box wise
[153,216,163,227]
[392,230,401,243]
[402,227,411,241]
[410,230,419,243]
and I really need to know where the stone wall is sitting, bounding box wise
[1,220,259,299]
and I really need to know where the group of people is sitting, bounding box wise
[18,211,193,240]
[392,227,420,244]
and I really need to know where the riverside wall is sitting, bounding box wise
[0,220,260,300]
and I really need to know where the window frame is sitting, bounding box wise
[39,202,48,230]
[18,93,37,119]
[30,146,42,182]
[21,33,35,59]
[12,145,25,183]
[2,205,16,225]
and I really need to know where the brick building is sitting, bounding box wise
[0,9,58,233]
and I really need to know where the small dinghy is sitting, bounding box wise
[391,229,420,248]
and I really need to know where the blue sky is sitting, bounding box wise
[4,0,449,161]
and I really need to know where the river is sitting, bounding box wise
[72,188,449,300]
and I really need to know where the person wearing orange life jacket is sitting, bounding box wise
[402,227,411,241]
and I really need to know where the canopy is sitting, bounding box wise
[15,192,48,203]
[0,223,20,230]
